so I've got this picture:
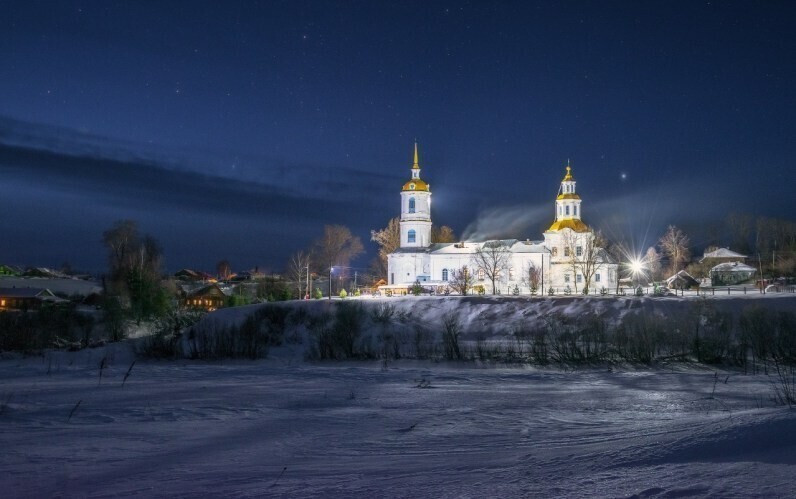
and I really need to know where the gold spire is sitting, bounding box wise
[412,141,420,169]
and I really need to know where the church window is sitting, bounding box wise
[564,247,570,257]
[576,246,582,257]
[408,230,416,243]
[552,247,558,257]
[558,206,562,216]
[577,274,582,283]
[508,267,514,280]
[564,274,570,283]
[477,268,485,281]
[595,273,601,282]
[566,206,570,216]
[408,197,416,213]
[574,205,578,216]
[442,269,449,281]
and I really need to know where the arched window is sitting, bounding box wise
[566,205,570,216]
[408,197,416,213]
[408,229,416,243]
[477,268,485,280]
[442,268,449,281]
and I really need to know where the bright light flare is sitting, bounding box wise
[630,259,644,275]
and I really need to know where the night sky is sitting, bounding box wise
[1,1,794,274]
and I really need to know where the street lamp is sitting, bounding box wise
[329,266,334,300]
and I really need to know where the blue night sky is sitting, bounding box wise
[1,1,794,273]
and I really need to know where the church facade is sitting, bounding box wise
[385,144,618,295]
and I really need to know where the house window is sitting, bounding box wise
[577,274,582,283]
[576,246,582,257]
[442,268,449,281]
[564,274,570,283]
[564,247,570,257]
[552,247,558,257]
[566,206,570,216]
[508,267,514,281]
[408,197,416,213]
[408,229,416,243]
[478,268,485,281]
[595,273,601,282]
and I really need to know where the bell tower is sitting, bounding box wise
[399,142,432,248]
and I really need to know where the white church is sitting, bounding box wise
[385,144,618,295]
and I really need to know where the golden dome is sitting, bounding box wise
[563,165,574,181]
[402,179,429,192]
[547,218,589,232]
[556,193,581,200]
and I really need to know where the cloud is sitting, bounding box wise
[0,117,399,271]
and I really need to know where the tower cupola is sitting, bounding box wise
[547,162,588,232]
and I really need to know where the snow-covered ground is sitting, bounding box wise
[2,294,796,498]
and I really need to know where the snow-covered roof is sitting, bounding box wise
[0,287,54,298]
[701,247,747,261]
[710,261,756,273]
[400,239,549,255]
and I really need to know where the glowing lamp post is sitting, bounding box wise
[629,257,646,293]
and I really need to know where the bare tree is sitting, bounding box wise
[216,259,232,281]
[561,230,582,293]
[659,225,691,275]
[431,225,457,243]
[312,225,364,294]
[286,251,311,299]
[102,220,167,323]
[449,265,474,296]
[644,246,662,282]
[577,230,607,295]
[559,229,609,294]
[471,241,511,294]
[370,217,401,279]
[522,260,542,294]
[103,219,139,287]
[313,225,364,270]
[725,212,754,254]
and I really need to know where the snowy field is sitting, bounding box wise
[2,342,796,498]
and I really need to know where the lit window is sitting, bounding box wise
[576,246,582,257]
[442,269,448,281]
[408,229,416,243]
[408,197,416,213]
[478,268,485,280]
[552,247,558,257]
